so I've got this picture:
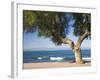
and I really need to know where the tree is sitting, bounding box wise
[23,10,91,64]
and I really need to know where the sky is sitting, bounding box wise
[23,28,91,51]
[23,13,91,51]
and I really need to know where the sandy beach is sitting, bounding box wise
[23,62,91,69]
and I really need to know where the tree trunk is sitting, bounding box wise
[61,37,86,64]
[73,47,84,64]
[74,31,90,64]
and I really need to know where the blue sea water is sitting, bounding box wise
[23,49,91,63]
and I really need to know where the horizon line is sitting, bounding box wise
[23,48,91,51]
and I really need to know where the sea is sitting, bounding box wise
[23,49,91,63]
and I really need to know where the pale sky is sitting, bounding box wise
[23,29,91,51]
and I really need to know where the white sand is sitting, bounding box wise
[23,62,91,69]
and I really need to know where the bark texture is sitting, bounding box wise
[61,31,90,64]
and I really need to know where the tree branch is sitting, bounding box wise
[76,31,91,48]
[61,38,75,49]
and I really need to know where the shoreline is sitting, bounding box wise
[23,61,91,69]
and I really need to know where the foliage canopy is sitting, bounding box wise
[23,10,91,45]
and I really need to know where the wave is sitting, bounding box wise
[37,56,64,61]
[37,56,49,60]
[37,56,91,61]
[37,57,43,60]
[82,57,91,61]
[50,57,64,61]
